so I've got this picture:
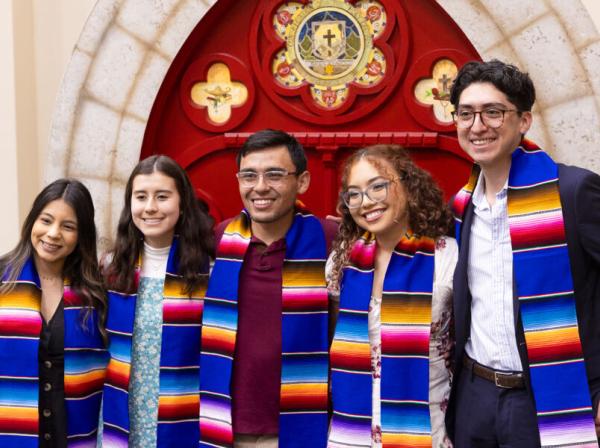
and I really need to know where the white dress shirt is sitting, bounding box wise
[464,174,523,372]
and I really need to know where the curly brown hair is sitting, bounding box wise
[329,145,453,289]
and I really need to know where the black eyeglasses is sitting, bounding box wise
[452,107,520,129]
[236,169,298,187]
[342,179,397,209]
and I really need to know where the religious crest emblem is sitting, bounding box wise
[271,0,388,110]
[414,59,458,123]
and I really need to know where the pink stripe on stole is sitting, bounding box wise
[217,232,249,258]
[453,188,472,218]
[349,238,375,268]
[199,418,233,444]
[62,288,82,306]
[282,288,327,310]
[381,326,430,353]
[0,309,42,335]
[162,298,203,320]
[509,210,565,247]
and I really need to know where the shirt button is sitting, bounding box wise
[44,383,52,392]
[44,360,52,369]
[44,433,52,440]
[43,409,52,418]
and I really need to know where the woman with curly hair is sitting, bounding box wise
[99,155,214,447]
[327,145,456,448]
[0,179,107,447]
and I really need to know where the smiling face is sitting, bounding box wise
[456,82,532,171]
[30,198,78,272]
[238,145,310,230]
[346,157,409,242]
[131,170,181,248]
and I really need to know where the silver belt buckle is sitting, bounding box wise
[494,371,512,388]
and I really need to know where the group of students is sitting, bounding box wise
[1,60,599,448]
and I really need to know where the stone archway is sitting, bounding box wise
[46,0,600,248]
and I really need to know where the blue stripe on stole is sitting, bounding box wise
[64,311,104,348]
[159,368,199,394]
[520,296,579,330]
[529,361,593,412]
[0,378,37,406]
[0,434,38,448]
[334,311,369,342]
[64,350,108,374]
[339,269,372,310]
[106,291,136,334]
[384,254,434,291]
[513,247,572,296]
[508,148,557,186]
[66,391,102,435]
[201,298,237,330]
[281,313,327,352]
[282,354,328,383]
[285,215,326,259]
[380,401,431,434]
[103,386,130,431]
[280,413,327,448]
[381,357,429,402]
[199,354,232,395]
[0,338,39,376]
[106,332,132,363]
[157,420,198,447]
[160,325,200,366]
[206,259,243,300]
[331,370,371,415]
[18,258,40,284]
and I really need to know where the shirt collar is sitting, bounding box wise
[472,171,508,210]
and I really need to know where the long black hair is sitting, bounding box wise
[0,178,107,341]
[105,155,214,295]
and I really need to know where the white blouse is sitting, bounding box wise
[327,236,457,448]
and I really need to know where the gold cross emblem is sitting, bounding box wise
[414,59,458,123]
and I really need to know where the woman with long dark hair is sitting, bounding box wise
[99,155,214,447]
[0,179,107,448]
[327,145,456,448]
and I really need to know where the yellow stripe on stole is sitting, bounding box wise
[381,299,431,325]
[225,217,252,238]
[508,182,561,215]
[283,263,326,287]
[281,382,327,397]
[524,326,581,349]
[330,340,370,357]
[0,405,38,420]
[158,394,199,407]
[0,285,40,310]
[65,368,106,386]
[382,433,432,447]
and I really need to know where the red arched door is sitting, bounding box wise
[142,0,479,222]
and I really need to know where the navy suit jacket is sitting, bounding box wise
[446,164,600,441]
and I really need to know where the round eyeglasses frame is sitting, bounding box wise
[342,179,399,209]
[451,108,520,129]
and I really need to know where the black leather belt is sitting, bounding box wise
[463,356,525,389]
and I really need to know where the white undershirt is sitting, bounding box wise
[140,242,170,279]
[464,173,523,371]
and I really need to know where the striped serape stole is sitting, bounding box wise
[329,232,435,448]
[0,258,107,448]
[200,207,329,448]
[102,237,207,447]
[453,140,598,447]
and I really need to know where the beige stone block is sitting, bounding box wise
[86,26,146,110]
[543,96,600,174]
[69,100,120,179]
[46,49,92,182]
[479,41,520,66]
[77,0,123,55]
[479,0,548,35]
[511,15,589,107]
[126,51,170,120]
[547,0,598,49]
[436,0,504,53]
[116,0,179,44]
[114,115,146,183]
[579,40,600,99]
[156,0,212,58]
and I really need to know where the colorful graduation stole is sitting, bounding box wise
[328,231,435,448]
[101,237,207,447]
[0,257,108,448]
[453,140,599,447]
[199,207,329,448]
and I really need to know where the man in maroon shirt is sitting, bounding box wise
[211,130,337,447]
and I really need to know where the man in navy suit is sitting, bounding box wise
[446,59,600,447]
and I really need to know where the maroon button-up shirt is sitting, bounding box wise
[214,218,337,435]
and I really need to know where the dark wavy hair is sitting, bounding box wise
[105,155,214,295]
[329,145,453,289]
[236,129,307,174]
[450,59,536,112]
[0,178,107,342]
